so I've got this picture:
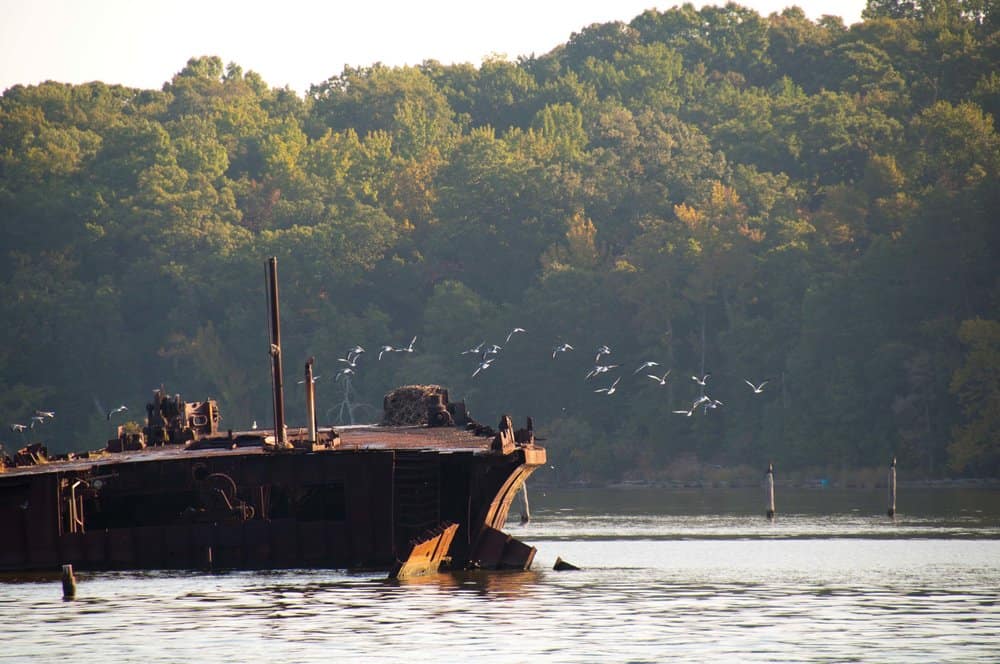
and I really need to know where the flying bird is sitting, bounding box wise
[461,341,486,356]
[594,377,621,395]
[34,410,55,419]
[335,367,355,381]
[10,423,28,432]
[481,343,503,358]
[672,408,694,417]
[107,405,128,420]
[745,379,768,394]
[396,336,417,353]
[296,375,321,384]
[552,343,574,358]
[337,353,360,368]
[585,364,619,380]
[633,361,659,375]
[595,345,612,362]
[504,327,526,344]
[647,370,671,385]
[701,398,724,413]
[692,373,711,387]
[30,416,45,428]
[472,359,494,377]
[378,345,394,360]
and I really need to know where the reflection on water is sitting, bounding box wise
[2,488,998,662]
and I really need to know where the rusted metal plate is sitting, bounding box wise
[389,522,458,579]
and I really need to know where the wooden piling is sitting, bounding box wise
[888,457,897,518]
[765,463,775,520]
[61,564,76,600]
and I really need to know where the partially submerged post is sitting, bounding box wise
[519,482,531,524]
[61,564,76,600]
[305,357,317,443]
[888,457,897,518]
[765,463,775,520]
[266,257,288,448]
[553,556,580,571]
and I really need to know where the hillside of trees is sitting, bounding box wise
[1,1,997,482]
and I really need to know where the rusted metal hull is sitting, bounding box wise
[0,431,544,574]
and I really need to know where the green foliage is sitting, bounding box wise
[948,319,1000,474]
[1,5,997,481]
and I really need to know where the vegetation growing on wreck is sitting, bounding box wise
[1,1,997,479]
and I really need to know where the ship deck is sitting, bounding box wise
[1,424,498,478]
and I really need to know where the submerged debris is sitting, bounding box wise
[553,556,581,571]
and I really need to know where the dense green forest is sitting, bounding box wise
[1,1,997,481]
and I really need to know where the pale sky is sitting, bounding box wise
[0,0,866,96]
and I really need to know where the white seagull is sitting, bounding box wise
[692,373,711,387]
[585,364,619,380]
[745,379,768,394]
[552,343,574,358]
[30,416,45,428]
[396,336,417,353]
[504,327,526,344]
[337,353,360,367]
[335,367,355,381]
[472,359,494,377]
[701,398,724,413]
[633,361,659,375]
[296,375,321,384]
[647,369,671,385]
[10,423,28,432]
[107,405,128,420]
[594,377,621,395]
[482,343,503,357]
[378,345,394,360]
[461,341,486,355]
[595,345,612,362]
[34,410,55,419]
[672,408,694,417]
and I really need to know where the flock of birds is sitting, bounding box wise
[318,326,770,419]
[8,403,130,437]
[8,410,56,433]
[7,327,772,437]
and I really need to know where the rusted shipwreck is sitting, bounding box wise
[0,259,545,578]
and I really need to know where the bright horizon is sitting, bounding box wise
[0,0,867,96]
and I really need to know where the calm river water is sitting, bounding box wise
[2,487,998,662]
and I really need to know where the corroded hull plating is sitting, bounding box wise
[0,423,544,574]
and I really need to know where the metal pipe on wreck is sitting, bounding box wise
[305,357,317,443]
[267,257,288,448]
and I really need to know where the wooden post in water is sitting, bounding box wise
[887,457,897,518]
[765,463,775,520]
[61,564,76,600]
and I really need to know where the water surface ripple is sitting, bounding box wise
[2,488,997,662]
